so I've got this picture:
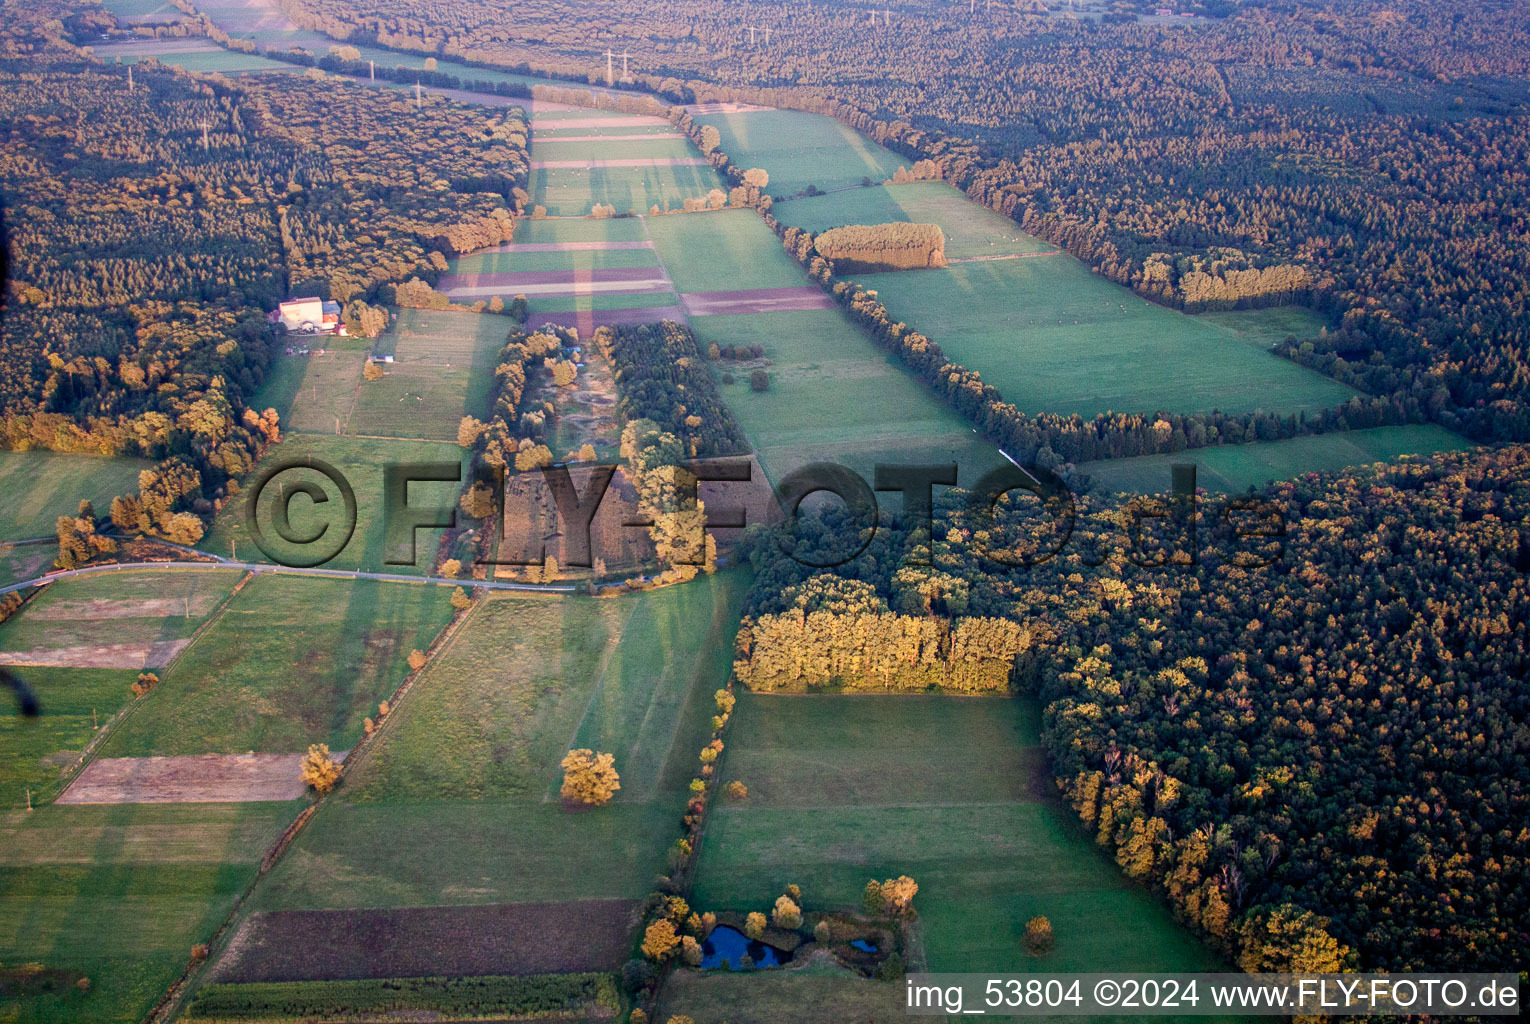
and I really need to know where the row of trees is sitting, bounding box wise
[593,322,748,461]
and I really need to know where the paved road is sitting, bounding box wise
[0,559,576,596]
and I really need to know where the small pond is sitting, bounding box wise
[700,925,790,970]
[850,939,879,952]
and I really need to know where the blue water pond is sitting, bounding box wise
[850,939,879,952]
[700,925,789,970]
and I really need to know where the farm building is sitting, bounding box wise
[271,296,346,335]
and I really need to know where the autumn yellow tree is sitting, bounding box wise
[1024,916,1054,955]
[773,895,802,930]
[560,749,620,806]
[744,912,767,939]
[641,918,679,960]
[301,744,342,795]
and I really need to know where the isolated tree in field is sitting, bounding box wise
[450,586,472,610]
[1024,916,1054,955]
[363,359,384,381]
[440,558,462,578]
[407,649,428,670]
[642,918,680,960]
[744,912,767,940]
[131,672,159,697]
[301,744,342,795]
[725,780,748,800]
[561,749,620,805]
[773,895,803,930]
[749,369,770,392]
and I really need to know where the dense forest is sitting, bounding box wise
[269,0,1530,447]
[740,445,1529,973]
[0,6,529,539]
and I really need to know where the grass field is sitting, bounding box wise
[99,573,456,757]
[347,310,509,439]
[512,217,650,245]
[0,542,55,590]
[1081,424,1473,494]
[856,258,1359,419]
[114,49,301,74]
[528,291,680,314]
[689,309,1004,487]
[693,109,911,196]
[249,573,745,916]
[256,310,507,441]
[656,963,909,1024]
[532,164,725,217]
[532,137,700,162]
[451,247,660,275]
[692,695,1230,977]
[771,181,1056,260]
[0,668,136,808]
[536,124,681,139]
[0,800,297,1024]
[0,568,234,660]
[251,347,368,436]
[644,209,813,294]
[199,433,468,572]
[0,451,154,541]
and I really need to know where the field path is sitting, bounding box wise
[0,559,576,597]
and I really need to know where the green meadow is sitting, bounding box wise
[532,164,725,217]
[856,258,1358,419]
[1081,424,1473,494]
[0,450,154,541]
[199,433,468,572]
[644,209,810,293]
[511,217,650,245]
[771,181,1056,260]
[693,109,911,196]
[450,247,660,275]
[0,800,297,1024]
[250,572,746,912]
[532,137,700,162]
[99,573,456,757]
[693,695,1231,976]
[689,308,1004,487]
[348,310,509,440]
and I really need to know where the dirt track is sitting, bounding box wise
[0,639,189,669]
[57,751,349,804]
[680,287,838,316]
